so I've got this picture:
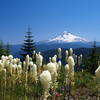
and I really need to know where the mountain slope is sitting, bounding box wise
[48,31,87,43]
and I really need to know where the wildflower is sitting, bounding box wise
[36,52,43,67]
[95,66,100,81]
[58,48,62,59]
[69,48,73,56]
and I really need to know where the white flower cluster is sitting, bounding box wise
[40,70,52,99]
[46,62,57,82]
[0,55,22,76]
[95,66,100,82]
[0,52,43,84]
[0,48,84,99]
[36,52,43,68]
[58,48,62,59]
[40,70,51,90]
[64,48,75,85]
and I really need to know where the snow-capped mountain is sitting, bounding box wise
[48,31,87,43]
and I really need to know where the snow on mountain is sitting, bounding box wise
[48,31,88,43]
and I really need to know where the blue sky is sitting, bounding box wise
[0,0,100,44]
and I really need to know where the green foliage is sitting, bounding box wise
[6,42,10,56]
[0,40,10,58]
[21,27,36,60]
[31,81,43,97]
[58,66,66,87]
[75,71,97,90]
[0,71,43,99]
[0,49,7,57]
[83,41,100,75]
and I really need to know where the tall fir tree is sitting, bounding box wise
[0,40,10,58]
[21,27,36,60]
[0,40,3,49]
[6,42,10,56]
[85,41,100,74]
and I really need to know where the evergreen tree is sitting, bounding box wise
[0,40,3,49]
[21,27,36,60]
[0,40,10,58]
[6,42,10,56]
[85,41,100,75]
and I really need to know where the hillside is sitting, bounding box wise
[41,47,100,63]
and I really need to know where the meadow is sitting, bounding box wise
[0,48,100,100]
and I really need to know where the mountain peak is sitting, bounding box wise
[63,31,71,35]
[49,31,88,43]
